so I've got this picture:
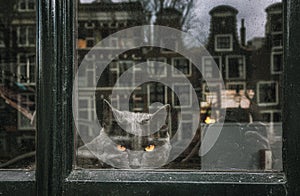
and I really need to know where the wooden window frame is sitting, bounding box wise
[1,1,300,195]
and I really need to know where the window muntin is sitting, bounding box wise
[226,55,246,79]
[271,51,283,74]
[172,57,192,77]
[257,81,279,106]
[215,34,233,51]
[147,83,167,107]
[172,83,192,108]
[147,57,167,77]
[17,26,35,47]
[17,53,35,84]
[202,56,222,79]
[0,31,4,47]
[18,0,35,12]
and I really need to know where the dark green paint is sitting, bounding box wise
[283,0,300,195]
[1,0,300,195]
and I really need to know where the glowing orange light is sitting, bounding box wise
[205,116,216,124]
[117,145,126,152]
[145,144,155,152]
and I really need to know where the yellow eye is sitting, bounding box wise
[145,144,155,152]
[117,145,126,152]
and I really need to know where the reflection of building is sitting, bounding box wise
[201,3,283,170]
[0,0,36,158]
[0,1,283,163]
[77,2,201,140]
[251,2,283,123]
[202,3,283,124]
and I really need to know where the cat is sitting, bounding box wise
[78,100,171,169]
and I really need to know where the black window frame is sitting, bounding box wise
[0,0,299,195]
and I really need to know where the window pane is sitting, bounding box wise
[0,0,36,169]
[75,0,282,171]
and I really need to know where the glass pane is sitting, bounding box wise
[75,0,282,171]
[0,0,36,169]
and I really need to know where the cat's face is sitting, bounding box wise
[82,100,171,169]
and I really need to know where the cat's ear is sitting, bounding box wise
[151,104,170,125]
[102,99,123,128]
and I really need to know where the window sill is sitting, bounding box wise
[66,170,286,184]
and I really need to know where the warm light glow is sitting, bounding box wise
[117,145,126,152]
[145,144,155,152]
[77,39,87,49]
[205,116,216,124]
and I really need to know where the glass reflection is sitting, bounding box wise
[0,0,36,169]
[76,0,282,171]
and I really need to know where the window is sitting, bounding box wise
[172,57,191,76]
[261,110,282,122]
[0,31,4,47]
[271,13,283,33]
[17,53,35,84]
[202,82,222,103]
[148,83,167,107]
[215,34,233,51]
[2,1,300,196]
[257,81,278,106]
[272,33,283,48]
[172,83,192,108]
[17,26,35,47]
[77,97,96,138]
[118,60,135,87]
[147,57,167,77]
[202,56,222,79]
[86,37,95,48]
[18,0,35,11]
[271,51,283,74]
[226,55,246,79]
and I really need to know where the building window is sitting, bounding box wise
[17,26,35,47]
[215,34,233,51]
[202,82,222,105]
[86,37,95,48]
[257,81,278,106]
[202,56,221,79]
[17,93,35,130]
[147,57,167,77]
[0,31,4,47]
[118,60,135,87]
[78,97,95,137]
[261,110,282,122]
[271,52,283,74]
[272,33,283,48]
[18,0,35,11]
[271,14,283,33]
[226,55,246,79]
[147,83,167,108]
[172,57,191,77]
[17,54,35,84]
[172,83,192,108]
